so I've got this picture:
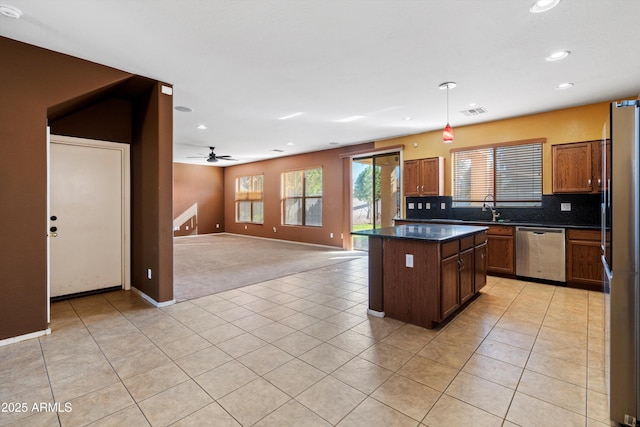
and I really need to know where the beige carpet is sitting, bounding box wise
[173,233,366,301]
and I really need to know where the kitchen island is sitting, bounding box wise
[353,223,488,329]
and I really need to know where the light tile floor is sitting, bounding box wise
[0,257,609,426]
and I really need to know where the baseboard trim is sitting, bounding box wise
[0,328,51,347]
[367,309,385,318]
[131,287,175,307]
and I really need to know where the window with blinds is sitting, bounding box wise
[236,174,264,223]
[452,140,543,207]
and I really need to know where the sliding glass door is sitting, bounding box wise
[351,152,400,250]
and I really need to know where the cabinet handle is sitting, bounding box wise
[458,259,464,271]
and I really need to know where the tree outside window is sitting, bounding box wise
[282,168,322,226]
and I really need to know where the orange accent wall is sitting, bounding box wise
[223,143,374,248]
[376,102,613,195]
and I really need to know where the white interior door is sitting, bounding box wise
[49,136,130,298]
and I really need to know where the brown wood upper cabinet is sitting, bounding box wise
[552,140,610,194]
[404,157,444,196]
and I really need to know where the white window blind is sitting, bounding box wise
[453,141,542,207]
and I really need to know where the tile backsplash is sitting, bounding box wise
[405,194,601,226]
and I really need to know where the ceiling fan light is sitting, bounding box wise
[443,123,454,144]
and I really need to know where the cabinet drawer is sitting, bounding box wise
[487,225,514,236]
[566,228,600,241]
[474,232,487,245]
[460,236,475,251]
[441,240,459,259]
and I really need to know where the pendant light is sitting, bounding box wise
[439,81,456,143]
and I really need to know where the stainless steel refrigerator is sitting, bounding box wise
[604,99,640,426]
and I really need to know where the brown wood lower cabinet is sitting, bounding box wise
[381,230,487,328]
[486,225,515,276]
[566,228,609,291]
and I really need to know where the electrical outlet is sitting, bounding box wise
[406,254,414,268]
[244,225,248,230]
[185,225,189,230]
[330,232,334,238]
[216,223,220,228]
[147,269,152,280]
[561,203,571,211]
[273,227,277,232]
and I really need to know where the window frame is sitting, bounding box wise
[235,174,264,224]
[451,138,545,208]
[281,167,323,227]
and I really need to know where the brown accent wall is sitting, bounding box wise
[0,37,173,340]
[173,163,225,236]
[223,143,374,248]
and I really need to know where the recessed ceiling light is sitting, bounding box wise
[555,82,574,90]
[530,0,560,13]
[286,142,294,146]
[196,124,207,130]
[278,112,304,120]
[334,115,366,123]
[175,106,193,112]
[467,103,478,108]
[0,4,22,19]
[403,117,413,121]
[545,50,571,61]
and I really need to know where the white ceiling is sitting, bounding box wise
[2,0,640,165]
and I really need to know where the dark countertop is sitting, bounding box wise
[352,223,488,242]
[395,218,601,230]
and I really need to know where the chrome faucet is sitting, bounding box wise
[482,194,501,222]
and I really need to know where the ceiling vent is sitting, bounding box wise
[460,107,488,116]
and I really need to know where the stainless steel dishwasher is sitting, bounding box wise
[516,227,566,282]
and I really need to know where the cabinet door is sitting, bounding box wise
[440,254,460,319]
[591,139,610,193]
[474,242,488,292]
[487,235,515,275]
[566,239,603,286]
[459,248,475,304]
[552,143,593,193]
[419,158,443,196]
[403,160,420,196]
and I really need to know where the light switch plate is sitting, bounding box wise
[561,202,571,211]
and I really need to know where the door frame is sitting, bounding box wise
[47,133,131,312]
[345,147,403,250]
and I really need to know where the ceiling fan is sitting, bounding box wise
[188,147,237,163]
